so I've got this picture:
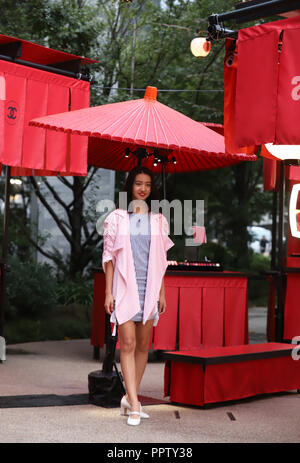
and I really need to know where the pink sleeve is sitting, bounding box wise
[102,212,117,273]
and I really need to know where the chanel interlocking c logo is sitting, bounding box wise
[5,100,19,125]
[7,106,17,119]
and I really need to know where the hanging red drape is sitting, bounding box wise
[0,59,89,176]
[0,72,5,165]
[223,38,256,155]
[234,15,300,148]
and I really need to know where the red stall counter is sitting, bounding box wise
[163,343,300,406]
[91,269,248,353]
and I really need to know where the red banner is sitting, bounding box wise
[68,84,89,176]
[223,39,256,155]
[235,30,280,147]
[0,59,90,175]
[234,16,300,147]
[0,72,5,172]
[3,73,27,167]
[22,79,48,170]
[276,28,300,144]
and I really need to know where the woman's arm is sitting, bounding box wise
[104,260,114,315]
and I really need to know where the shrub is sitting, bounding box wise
[6,256,58,319]
[247,251,271,307]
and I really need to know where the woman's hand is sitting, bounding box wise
[158,295,167,315]
[104,293,114,315]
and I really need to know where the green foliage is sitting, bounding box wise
[6,256,58,319]
[56,274,93,307]
[4,313,91,344]
[248,251,271,274]
[247,251,271,307]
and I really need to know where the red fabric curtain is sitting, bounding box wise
[178,287,202,350]
[224,287,248,346]
[0,59,90,176]
[166,345,300,405]
[22,79,48,170]
[276,28,300,144]
[161,274,248,351]
[153,286,179,350]
[202,287,224,347]
[0,72,5,174]
[234,16,300,148]
[235,30,280,147]
[284,275,300,341]
[262,156,280,191]
[68,84,89,175]
[3,72,27,167]
[204,356,300,405]
[223,39,256,155]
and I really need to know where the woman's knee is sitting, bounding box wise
[136,338,149,354]
[120,336,136,353]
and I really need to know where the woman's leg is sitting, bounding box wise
[134,319,154,392]
[118,320,140,416]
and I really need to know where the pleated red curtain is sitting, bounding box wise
[0,59,90,176]
[234,15,300,148]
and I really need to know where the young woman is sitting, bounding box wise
[102,166,174,426]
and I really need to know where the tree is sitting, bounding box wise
[27,169,102,277]
[0,0,273,274]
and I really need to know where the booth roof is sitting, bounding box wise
[0,33,98,66]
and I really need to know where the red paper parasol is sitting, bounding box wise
[30,86,257,174]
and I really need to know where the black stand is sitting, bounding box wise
[88,314,125,407]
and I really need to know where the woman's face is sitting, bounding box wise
[132,173,152,201]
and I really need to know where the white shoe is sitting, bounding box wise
[120,396,149,419]
[127,410,141,426]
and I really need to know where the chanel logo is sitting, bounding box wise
[6,100,19,125]
[7,106,17,119]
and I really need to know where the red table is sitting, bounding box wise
[163,343,300,406]
[90,269,248,354]
[155,271,248,350]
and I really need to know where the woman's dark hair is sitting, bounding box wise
[118,165,160,212]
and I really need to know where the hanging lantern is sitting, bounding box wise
[190,37,211,58]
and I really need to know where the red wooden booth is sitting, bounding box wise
[90,268,249,355]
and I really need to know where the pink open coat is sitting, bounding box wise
[102,208,174,331]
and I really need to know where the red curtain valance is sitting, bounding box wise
[0,59,89,176]
[234,15,300,148]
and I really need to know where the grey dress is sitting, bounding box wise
[129,212,154,322]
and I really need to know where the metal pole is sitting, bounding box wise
[162,162,166,200]
[275,162,285,342]
[0,54,90,81]
[0,166,11,338]
[271,190,278,270]
[208,0,300,25]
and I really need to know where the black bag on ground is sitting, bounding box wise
[88,315,125,408]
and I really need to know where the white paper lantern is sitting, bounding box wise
[190,38,211,58]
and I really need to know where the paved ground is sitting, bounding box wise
[0,307,300,444]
